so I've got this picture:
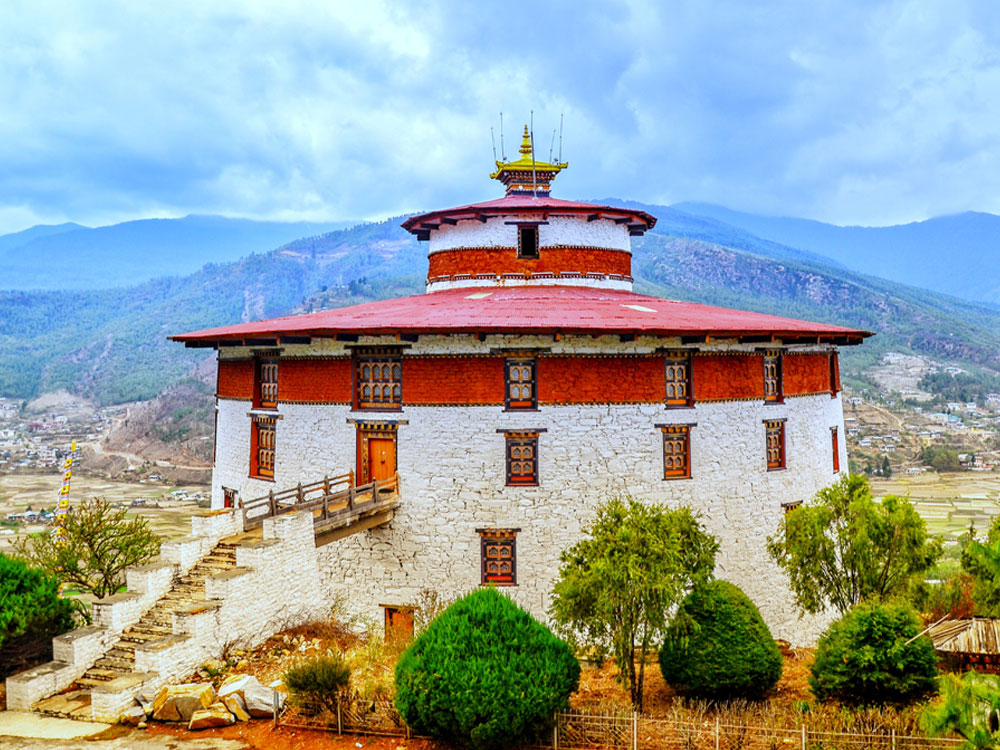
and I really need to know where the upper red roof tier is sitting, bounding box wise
[171,286,871,346]
[401,195,657,239]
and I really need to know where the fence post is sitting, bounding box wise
[336,694,342,735]
[553,713,558,750]
[801,723,806,750]
[633,711,639,750]
[715,716,720,750]
[268,489,276,517]
[272,690,278,727]
[891,729,896,750]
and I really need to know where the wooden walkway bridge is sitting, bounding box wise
[241,472,399,544]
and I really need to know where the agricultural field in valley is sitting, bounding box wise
[871,471,1000,539]
[0,472,209,553]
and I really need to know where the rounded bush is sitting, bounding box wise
[394,587,580,750]
[0,553,75,678]
[659,580,782,700]
[809,600,938,705]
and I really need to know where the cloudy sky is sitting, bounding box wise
[2,0,999,234]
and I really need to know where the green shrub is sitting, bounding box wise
[283,652,351,714]
[809,600,938,705]
[0,553,75,678]
[394,588,580,750]
[659,580,782,700]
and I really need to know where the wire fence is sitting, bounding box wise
[275,697,966,750]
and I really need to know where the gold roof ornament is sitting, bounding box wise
[490,124,568,196]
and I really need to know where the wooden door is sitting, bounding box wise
[369,438,396,481]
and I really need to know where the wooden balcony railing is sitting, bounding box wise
[241,472,400,533]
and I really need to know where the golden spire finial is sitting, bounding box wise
[519,125,533,157]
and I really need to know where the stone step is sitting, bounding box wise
[106,647,136,660]
[76,677,115,687]
[94,656,134,671]
[119,631,162,643]
[129,624,172,637]
[82,667,128,680]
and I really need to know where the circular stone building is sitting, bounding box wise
[173,129,870,643]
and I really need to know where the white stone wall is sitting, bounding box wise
[428,215,631,253]
[213,359,845,644]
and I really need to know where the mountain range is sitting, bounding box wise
[2,205,1000,406]
[0,215,356,290]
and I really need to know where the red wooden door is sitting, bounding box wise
[368,437,396,482]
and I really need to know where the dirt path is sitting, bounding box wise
[0,726,246,750]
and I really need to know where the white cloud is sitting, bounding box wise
[1,0,999,233]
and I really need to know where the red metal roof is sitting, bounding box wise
[171,286,871,345]
[401,195,657,235]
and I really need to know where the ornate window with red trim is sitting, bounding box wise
[661,425,692,479]
[356,349,402,410]
[764,352,783,403]
[478,529,518,585]
[252,355,279,409]
[505,432,538,486]
[505,358,536,410]
[251,417,276,479]
[665,353,692,407]
[765,419,785,471]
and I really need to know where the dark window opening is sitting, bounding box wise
[517,225,539,259]
[832,427,840,472]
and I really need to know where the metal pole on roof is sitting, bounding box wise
[491,127,498,163]
[499,112,506,161]
[558,113,564,162]
[530,110,537,197]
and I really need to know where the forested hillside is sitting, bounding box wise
[4,207,1000,405]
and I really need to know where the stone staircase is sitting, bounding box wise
[33,541,238,718]
[11,508,326,723]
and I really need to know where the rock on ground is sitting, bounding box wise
[188,702,236,730]
[151,682,216,722]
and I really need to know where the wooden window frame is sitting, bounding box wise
[355,348,403,411]
[658,423,694,480]
[505,358,537,410]
[504,431,539,486]
[664,353,693,408]
[782,501,802,515]
[764,351,783,403]
[253,355,279,410]
[829,352,839,398]
[765,418,786,471]
[250,417,276,480]
[477,528,519,586]
[517,224,540,259]
[831,426,840,473]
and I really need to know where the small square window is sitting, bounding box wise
[478,529,518,586]
[661,425,692,479]
[505,358,537,410]
[765,419,785,471]
[764,352,783,403]
[517,225,539,259]
[665,354,692,407]
[251,418,275,479]
[505,432,538,486]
